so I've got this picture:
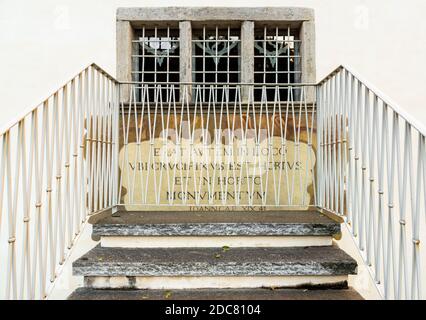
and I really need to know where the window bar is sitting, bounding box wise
[154,26,158,85]
[215,26,218,101]
[141,26,145,85]
[166,26,170,102]
[203,25,206,102]
[287,26,291,96]
[227,26,230,85]
[263,25,267,85]
[275,26,279,85]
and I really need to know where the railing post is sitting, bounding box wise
[315,85,321,207]
[112,82,120,212]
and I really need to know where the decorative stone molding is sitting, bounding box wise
[116,7,316,102]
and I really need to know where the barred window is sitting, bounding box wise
[132,26,180,83]
[192,26,241,101]
[132,26,180,102]
[254,26,302,100]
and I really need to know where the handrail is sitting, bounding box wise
[1,61,425,300]
[316,66,426,299]
[0,63,117,137]
[318,64,426,137]
[0,63,119,299]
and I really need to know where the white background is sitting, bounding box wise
[1,0,425,128]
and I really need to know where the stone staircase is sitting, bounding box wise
[68,210,362,300]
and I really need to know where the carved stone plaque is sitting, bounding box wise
[118,112,316,211]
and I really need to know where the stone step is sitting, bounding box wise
[68,287,363,300]
[82,275,351,290]
[73,246,357,287]
[90,210,341,248]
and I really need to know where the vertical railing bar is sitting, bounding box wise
[99,75,107,209]
[289,86,296,205]
[192,86,202,205]
[65,79,74,249]
[338,71,345,214]
[271,86,279,205]
[332,74,338,212]
[360,87,370,263]
[411,131,423,299]
[345,74,353,223]
[4,130,14,299]
[78,71,87,224]
[233,86,242,205]
[129,83,139,204]
[86,67,94,213]
[375,99,386,289]
[257,86,266,206]
[295,86,304,205]
[113,80,120,208]
[63,81,72,251]
[326,79,332,210]
[154,85,164,205]
[73,74,82,233]
[369,94,380,283]
[8,121,25,299]
[353,80,363,242]
[236,86,246,205]
[144,86,156,205]
[387,109,398,299]
[41,97,55,285]
[315,84,322,207]
[30,107,41,298]
[308,87,316,206]
[89,69,98,213]
[105,79,113,207]
[19,111,35,299]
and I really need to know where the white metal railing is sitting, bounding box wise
[0,63,119,299]
[117,83,317,208]
[1,62,426,300]
[317,65,426,300]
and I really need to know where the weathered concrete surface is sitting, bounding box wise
[179,21,192,84]
[241,21,254,83]
[91,210,340,237]
[92,210,337,224]
[116,20,134,102]
[73,245,357,277]
[68,287,363,300]
[241,20,254,101]
[300,19,316,102]
[117,7,315,22]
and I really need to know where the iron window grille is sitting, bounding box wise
[254,25,302,101]
[132,26,180,101]
[192,26,241,102]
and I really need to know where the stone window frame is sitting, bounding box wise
[116,7,316,102]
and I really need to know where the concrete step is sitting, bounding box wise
[90,210,341,248]
[73,245,357,289]
[68,287,363,300]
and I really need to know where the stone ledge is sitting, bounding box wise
[68,287,363,300]
[91,210,340,238]
[72,245,357,277]
[116,7,315,22]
